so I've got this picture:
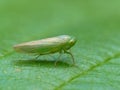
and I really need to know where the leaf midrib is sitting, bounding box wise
[54,52,120,90]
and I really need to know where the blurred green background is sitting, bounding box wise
[0,0,120,90]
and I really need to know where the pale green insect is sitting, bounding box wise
[14,35,77,65]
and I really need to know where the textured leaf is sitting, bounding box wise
[0,0,120,90]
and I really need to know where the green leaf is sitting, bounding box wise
[0,0,120,90]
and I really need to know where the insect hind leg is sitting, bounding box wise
[35,53,44,60]
[35,54,41,60]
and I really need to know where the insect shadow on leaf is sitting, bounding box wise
[13,59,70,67]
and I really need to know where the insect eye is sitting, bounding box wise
[70,40,74,44]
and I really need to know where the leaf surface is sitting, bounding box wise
[0,0,120,90]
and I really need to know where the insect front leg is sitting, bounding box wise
[64,50,75,65]
[55,51,63,66]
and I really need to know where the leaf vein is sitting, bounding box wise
[54,52,120,90]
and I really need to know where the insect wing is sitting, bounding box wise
[14,36,69,54]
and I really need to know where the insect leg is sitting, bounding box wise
[55,52,62,66]
[35,54,41,60]
[48,54,56,60]
[64,50,75,65]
